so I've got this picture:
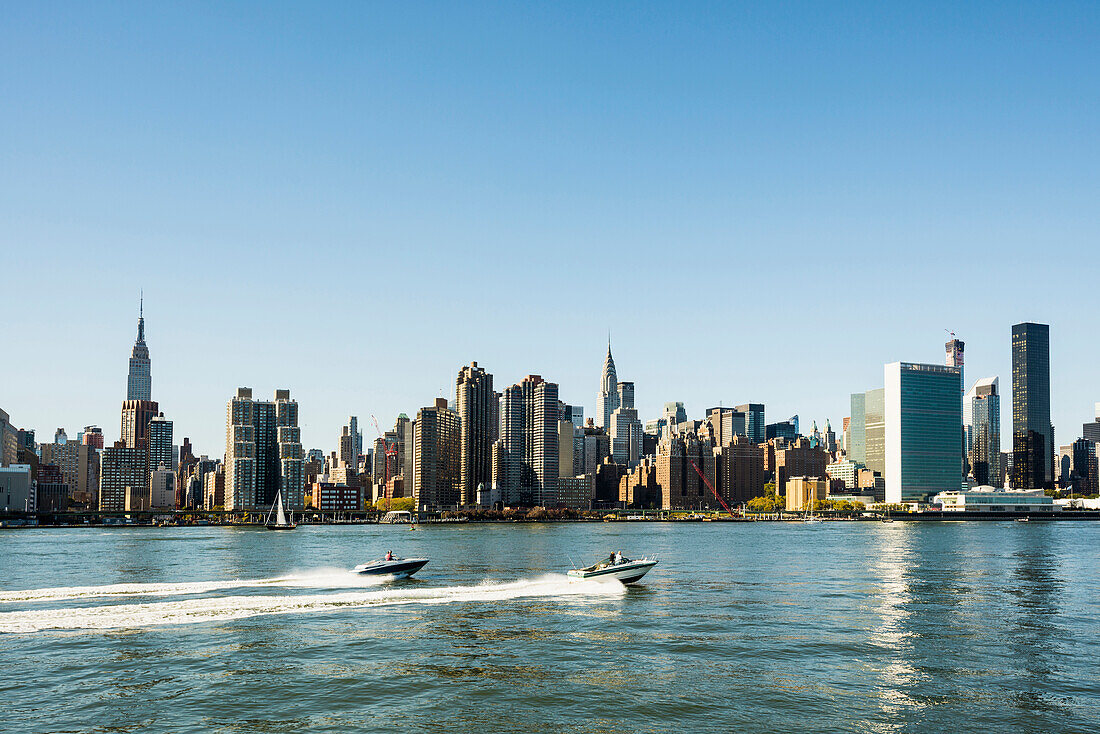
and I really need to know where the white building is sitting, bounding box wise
[933,486,1056,513]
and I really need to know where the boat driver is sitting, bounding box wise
[386,551,393,561]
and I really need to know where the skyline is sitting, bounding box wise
[3,2,1099,453]
[2,301,1092,458]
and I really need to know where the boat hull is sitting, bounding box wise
[353,558,429,579]
[568,559,657,584]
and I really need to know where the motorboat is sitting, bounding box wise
[352,556,429,579]
[567,554,658,584]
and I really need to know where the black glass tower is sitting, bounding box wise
[1011,322,1052,489]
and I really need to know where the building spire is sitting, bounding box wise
[136,291,145,344]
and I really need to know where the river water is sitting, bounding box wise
[1,521,1097,733]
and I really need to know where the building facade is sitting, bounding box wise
[455,362,496,506]
[1011,322,1053,489]
[412,398,461,509]
[224,388,305,511]
[885,362,963,504]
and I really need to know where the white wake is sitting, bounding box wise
[0,568,390,604]
[0,575,624,634]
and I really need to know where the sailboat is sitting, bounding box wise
[803,497,822,524]
[265,485,296,530]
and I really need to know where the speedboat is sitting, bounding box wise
[567,555,658,584]
[352,556,429,579]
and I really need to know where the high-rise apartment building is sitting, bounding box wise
[224,388,304,511]
[99,441,148,512]
[494,375,559,506]
[597,342,620,431]
[610,381,643,466]
[456,362,496,506]
[147,415,174,472]
[412,398,461,509]
[127,297,151,401]
[885,362,963,504]
[968,377,1001,486]
[121,400,159,450]
[1011,322,1053,489]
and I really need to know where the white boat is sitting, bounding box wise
[567,555,658,584]
[265,487,296,530]
[352,556,429,579]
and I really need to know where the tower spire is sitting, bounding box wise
[136,291,145,344]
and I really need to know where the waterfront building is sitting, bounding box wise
[494,375,559,506]
[826,459,863,491]
[1069,439,1099,495]
[773,437,827,497]
[597,341,620,430]
[150,468,175,509]
[455,362,496,506]
[0,409,18,466]
[36,463,69,511]
[1011,322,1053,489]
[127,297,152,401]
[933,487,1055,513]
[719,435,765,505]
[655,431,716,510]
[558,420,575,480]
[786,477,828,512]
[224,388,305,511]
[619,459,659,508]
[884,362,963,504]
[147,415,173,479]
[610,404,643,466]
[558,474,595,509]
[40,438,80,489]
[412,398,461,509]
[968,377,1001,486]
[311,481,362,512]
[99,442,148,512]
[0,464,33,511]
[203,465,225,509]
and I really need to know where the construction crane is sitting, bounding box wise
[688,459,736,517]
[371,415,399,489]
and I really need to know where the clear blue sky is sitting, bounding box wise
[2,1,1098,455]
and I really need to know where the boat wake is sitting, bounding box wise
[0,568,392,604]
[0,575,624,634]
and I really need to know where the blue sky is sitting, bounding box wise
[2,1,1098,454]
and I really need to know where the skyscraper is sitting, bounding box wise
[120,400,159,450]
[224,388,304,510]
[885,362,963,504]
[147,414,174,472]
[455,362,496,506]
[610,381,643,465]
[127,295,151,401]
[734,404,766,443]
[494,375,559,506]
[1011,322,1053,489]
[412,398,461,509]
[337,417,361,470]
[968,377,1001,486]
[597,341,619,430]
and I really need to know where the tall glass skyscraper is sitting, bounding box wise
[1011,322,1053,489]
[885,362,963,504]
[969,377,1001,486]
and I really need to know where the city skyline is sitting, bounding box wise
[1,302,1093,462]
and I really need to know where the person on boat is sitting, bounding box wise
[613,551,624,565]
[385,551,393,561]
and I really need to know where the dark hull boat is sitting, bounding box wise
[353,557,429,579]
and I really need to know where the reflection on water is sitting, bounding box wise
[0,523,1097,733]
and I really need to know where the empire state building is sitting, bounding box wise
[127,297,151,401]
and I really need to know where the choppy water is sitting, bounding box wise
[1,521,1097,733]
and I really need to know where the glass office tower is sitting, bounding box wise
[1011,323,1052,489]
[885,362,963,504]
